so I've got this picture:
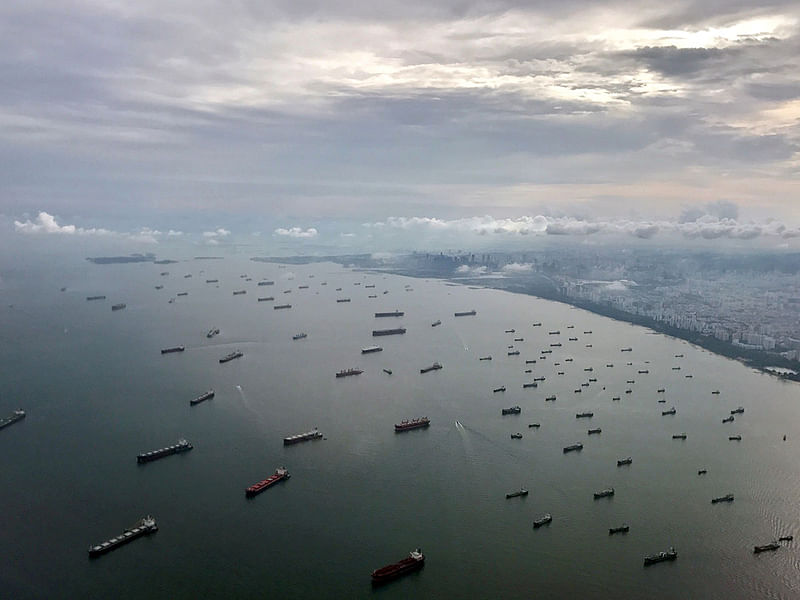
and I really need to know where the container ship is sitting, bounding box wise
[190,390,215,406]
[245,467,290,497]
[373,328,406,336]
[0,409,25,431]
[375,310,404,317]
[137,439,193,463]
[274,304,292,309]
[454,310,476,317]
[395,417,430,432]
[88,516,158,557]
[161,346,185,354]
[361,345,383,354]
[206,327,220,338]
[219,350,243,363]
[283,428,323,445]
[371,549,425,584]
[420,362,442,374]
[86,295,106,301]
[336,368,363,378]
[111,303,126,311]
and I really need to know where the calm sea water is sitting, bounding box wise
[1,255,799,599]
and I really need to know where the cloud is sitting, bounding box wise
[502,262,534,273]
[203,228,231,238]
[14,212,114,236]
[455,265,488,276]
[274,227,318,238]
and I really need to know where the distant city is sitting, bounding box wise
[263,247,800,377]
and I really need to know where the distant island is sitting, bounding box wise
[87,253,157,265]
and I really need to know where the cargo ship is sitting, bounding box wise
[533,513,552,528]
[190,390,214,406]
[431,320,441,327]
[206,327,220,338]
[373,328,406,336]
[754,542,780,553]
[258,280,274,286]
[394,417,430,432]
[0,409,25,431]
[206,279,219,283]
[274,304,292,309]
[479,356,492,361]
[588,428,602,435]
[336,298,351,303]
[576,412,594,418]
[609,525,629,535]
[111,303,126,311]
[711,493,734,504]
[522,382,537,389]
[292,333,307,340]
[643,547,677,565]
[545,395,557,401]
[258,296,274,302]
[617,457,632,466]
[336,368,363,378]
[501,406,521,415]
[233,290,246,295]
[508,350,520,356]
[137,439,193,463]
[454,310,476,317]
[506,489,528,499]
[86,295,106,301]
[283,428,323,445]
[493,386,506,393]
[245,467,290,497]
[361,345,383,354]
[88,516,158,557]
[375,310,404,317]
[594,488,614,499]
[161,346,185,354]
[371,549,425,584]
[420,362,442,373]
[563,442,583,453]
[662,407,676,416]
[219,350,243,363]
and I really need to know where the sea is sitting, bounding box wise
[1,252,799,599]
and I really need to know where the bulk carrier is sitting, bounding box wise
[395,417,430,432]
[245,467,290,497]
[283,428,323,445]
[375,310,404,317]
[190,390,215,406]
[371,549,425,584]
[0,409,25,431]
[373,328,406,336]
[137,439,193,463]
[88,516,158,557]
[219,350,243,363]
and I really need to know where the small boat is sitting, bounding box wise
[524,369,532,373]
[617,457,632,466]
[532,322,542,326]
[675,354,684,358]
[609,525,629,535]
[673,433,687,439]
[206,327,220,338]
[493,386,506,393]
[505,329,515,333]
[779,535,793,542]
[533,513,552,528]
[479,356,492,361]
[361,345,383,354]
[506,489,528,499]
[662,407,676,416]
[711,494,734,504]
[584,331,592,334]
[594,488,615,499]
[514,337,524,342]
[657,388,665,393]
[729,435,742,441]
[190,390,215,406]
[712,390,720,395]
[161,346,185,354]
[753,542,780,554]
[232,290,246,295]
[431,320,442,327]
[612,397,620,401]
[545,395,556,402]
[383,369,393,375]
[658,399,666,403]
[638,369,649,374]
[219,350,243,363]
[698,469,707,475]
[644,547,677,565]
[510,433,523,439]
[292,333,307,341]
[606,364,614,368]
[722,416,734,423]
[588,428,602,435]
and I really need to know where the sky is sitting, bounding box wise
[2,0,800,250]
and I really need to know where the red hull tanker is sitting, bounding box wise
[245,467,290,497]
[372,549,425,584]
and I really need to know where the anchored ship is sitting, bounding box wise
[506,489,528,499]
[522,383,537,388]
[190,390,214,406]
[206,328,220,338]
[375,310,404,317]
[373,328,406,336]
[0,409,26,431]
[361,345,383,354]
[336,298,351,303]
[563,442,583,453]
[454,310,476,317]
[501,406,521,415]
[371,549,425,584]
[161,346,185,354]
[594,488,615,499]
[258,297,274,302]
[576,412,594,419]
[111,303,126,311]
[219,350,243,363]
[88,516,158,557]
[258,280,274,286]
[137,439,192,463]
[86,295,106,301]
[292,333,307,340]
[395,417,430,432]
[609,525,629,535]
[431,320,441,327]
[283,428,323,445]
[711,494,734,504]
[533,513,552,528]
[274,304,292,309]
[754,542,780,553]
[232,290,246,295]
[336,368,364,378]
[617,457,632,466]
[643,547,677,565]
[420,362,442,374]
[245,467,290,497]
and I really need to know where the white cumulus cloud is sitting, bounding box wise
[274,227,318,238]
[14,212,114,236]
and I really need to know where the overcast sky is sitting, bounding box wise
[2,0,799,246]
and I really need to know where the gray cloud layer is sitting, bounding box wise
[1,1,799,224]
